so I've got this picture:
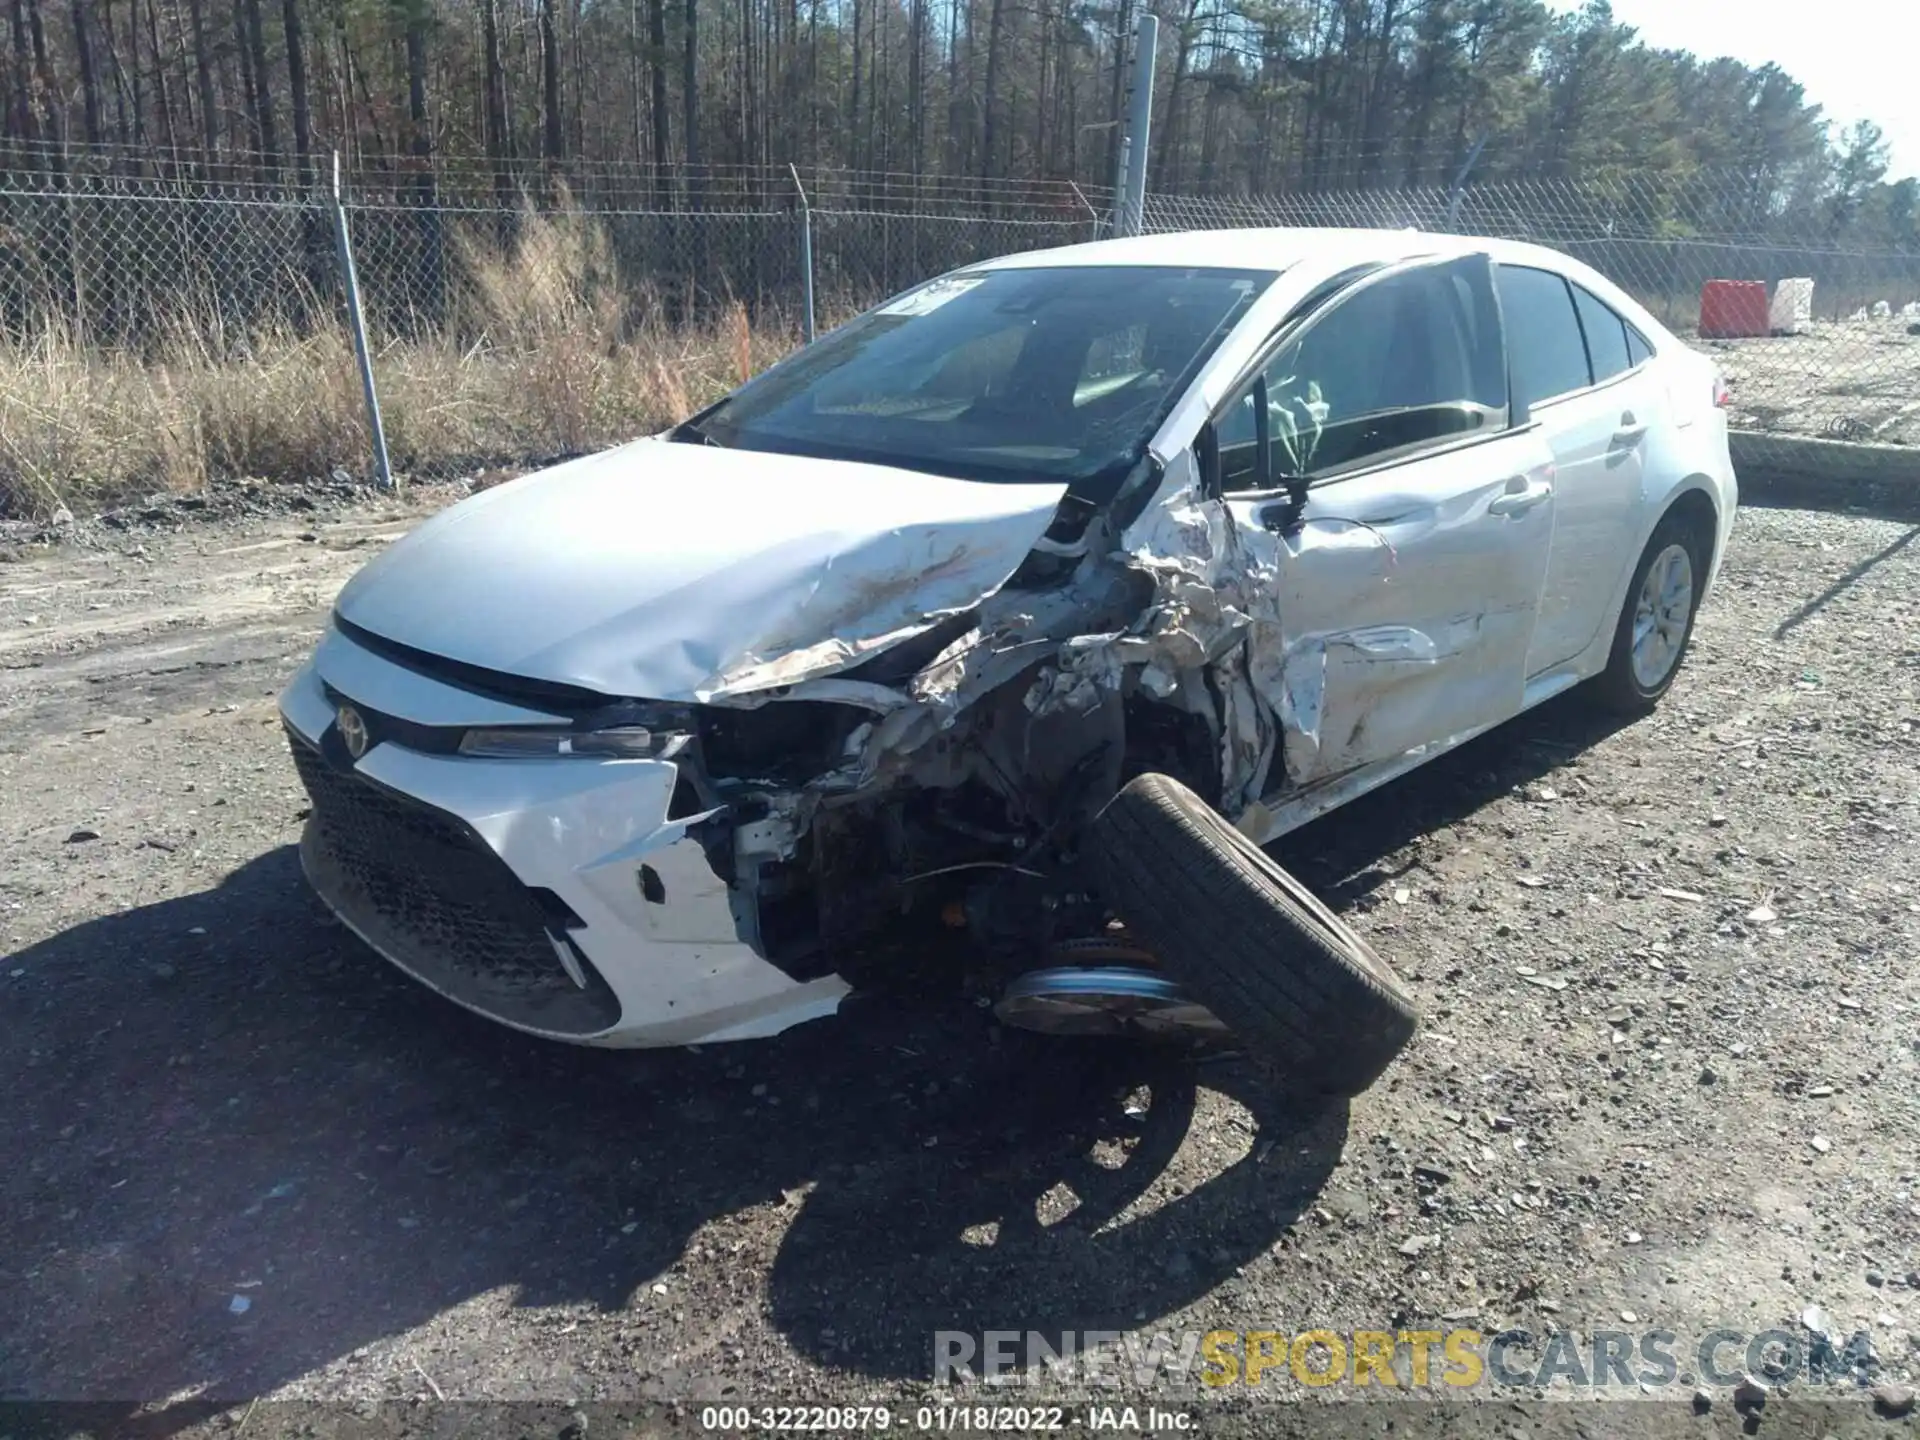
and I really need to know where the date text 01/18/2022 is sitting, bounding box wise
[698,1405,1196,1431]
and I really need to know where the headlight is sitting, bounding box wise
[457,726,691,760]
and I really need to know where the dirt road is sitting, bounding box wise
[2,492,1916,1436]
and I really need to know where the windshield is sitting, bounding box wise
[691,265,1273,494]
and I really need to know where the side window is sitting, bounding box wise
[1572,283,1631,382]
[1626,325,1654,366]
[1497,265,1592,408]
[1215,257,1508,491]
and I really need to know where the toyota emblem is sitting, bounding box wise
[336,704,371,760]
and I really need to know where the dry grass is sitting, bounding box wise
[0,205,805,520]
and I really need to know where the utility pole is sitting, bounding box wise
[1111,12,1158,237]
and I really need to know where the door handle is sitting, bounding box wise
[1614,411,1649,443]
[1488,476,1552,517]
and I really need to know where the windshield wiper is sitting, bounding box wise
[671,418,724,447]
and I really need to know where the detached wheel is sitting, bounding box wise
[1593,510,1708,714]
[1085,774,1417,1097]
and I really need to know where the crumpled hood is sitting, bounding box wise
[334,439,1069,702]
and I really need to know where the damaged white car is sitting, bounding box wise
[280,228,1736,1097]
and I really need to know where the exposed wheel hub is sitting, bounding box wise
[993,965,1230,1041]
[1631,541,1694,689]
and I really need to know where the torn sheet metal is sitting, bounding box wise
[333,438,1069,704]
[1237,454,1550,788]
[1097,451,1282,813]
[1259,621,1476,784]
[1039,447,1510,812]
[833,559,1143,787]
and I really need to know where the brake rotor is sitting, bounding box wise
[992,965,1231,1041]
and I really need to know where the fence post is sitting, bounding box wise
[790,163,815,345]
[330,151,394,491]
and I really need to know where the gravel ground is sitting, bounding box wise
[1,493,1917,1438]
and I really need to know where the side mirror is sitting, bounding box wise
[1255,481,1309,534]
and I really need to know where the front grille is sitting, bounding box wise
[289,734,622,1035]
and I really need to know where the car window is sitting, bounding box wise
[695,265,1271,495]
[1626,325,1654,366]
[1572,284,1632,382]
[1497,265,1592,408]
[1216,257,1508,490]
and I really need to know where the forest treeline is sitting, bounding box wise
[2,0,1915,245]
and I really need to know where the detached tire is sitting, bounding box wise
[1086,774,1417,1097]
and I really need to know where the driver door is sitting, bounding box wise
[1213,253,1558,789]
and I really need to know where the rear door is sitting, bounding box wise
[1498,264,1659,674]
[1211,253,1559,790]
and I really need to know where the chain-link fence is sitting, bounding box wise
[0,159,1105,512]
[1145,181,1920,459]
[1,154,1916,515]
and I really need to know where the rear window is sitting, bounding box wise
[1497,265,1592,408]
[1573,284,1632,381]
[1626,325,1654,365]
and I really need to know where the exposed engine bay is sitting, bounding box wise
[619,471,1240,1007]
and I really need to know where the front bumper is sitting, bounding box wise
[279,626,848,1047]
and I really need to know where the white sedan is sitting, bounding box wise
[279,227,1735,1095]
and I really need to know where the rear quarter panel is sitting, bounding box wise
[1598,373,1737,659]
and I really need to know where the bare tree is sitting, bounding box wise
[281,0,313,186]
[70,0,104,147]
[99,0,136,145]
[539,0,563,166]
[979,0,1004,185]
[142,0,177,153]
[480,0,510,199]
[9,0,38,142]
[648,0,668,195]
[681,0,697,170]
[241,0,279,167]
[183,0,217,157]
[907,0,924,178]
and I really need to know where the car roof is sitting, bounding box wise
[974,226,1569,278]
[973,226,1668,342]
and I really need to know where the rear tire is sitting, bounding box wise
[1084,774,1418,1097]
[1592,510,1709,714]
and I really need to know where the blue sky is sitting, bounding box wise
[1547,0,1916,181]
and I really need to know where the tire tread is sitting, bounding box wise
[1087,774,1418,1096]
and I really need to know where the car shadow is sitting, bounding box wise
[1268,685,1641,906]
[0,845,1343,1419]
[0,687,1631,1418]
